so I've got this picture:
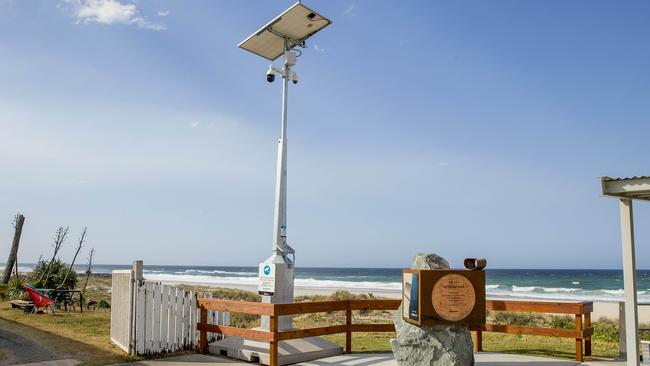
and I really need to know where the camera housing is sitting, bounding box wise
[266,65,276,82]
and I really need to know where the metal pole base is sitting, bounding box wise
[260,253,294,331]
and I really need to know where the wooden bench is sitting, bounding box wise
[472,300,593,361]
[10,299,34,312]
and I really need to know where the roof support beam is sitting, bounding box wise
[619,198,639,366]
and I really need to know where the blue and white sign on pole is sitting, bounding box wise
[258,263,276,296]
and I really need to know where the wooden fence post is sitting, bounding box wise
[199,307,207,354]
[584,312,591,356]
[270,314,278,366]
[575,314,583,362]
[345,306,352,354]
[474,329,483,352]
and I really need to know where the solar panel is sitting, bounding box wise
[239,2,332,61]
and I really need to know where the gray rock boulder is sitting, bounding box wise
[390,253,475,366]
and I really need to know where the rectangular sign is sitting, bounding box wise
[402,269,486,326]
[402,272,420,322]
[258,263,276,296]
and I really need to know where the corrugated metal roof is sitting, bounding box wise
[602,176,650,182]
[601,176,650,201]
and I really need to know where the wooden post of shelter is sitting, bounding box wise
[600,176,650,366]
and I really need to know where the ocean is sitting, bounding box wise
[13,264,650,302]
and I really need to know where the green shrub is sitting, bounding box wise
[96,299,110,309]
[30,258,77,290]
[210,288,260,302]
[549,315,575,329]
[7,275,29,300]
[0,284,8,300]
[592,318,619,342]
[490,311,547,327]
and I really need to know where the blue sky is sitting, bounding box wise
[1,0,649,269]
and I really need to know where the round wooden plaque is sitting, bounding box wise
[431,274,476,322]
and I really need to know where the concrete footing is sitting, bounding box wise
[208,336,342,366]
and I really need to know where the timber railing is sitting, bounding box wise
[196,298,593,365]
[197,298,400,366]
[472,300,593,362]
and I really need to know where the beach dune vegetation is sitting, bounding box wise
[31,258,77,290]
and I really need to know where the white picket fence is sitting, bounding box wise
[135,281,197,354]
[111,261,229,356]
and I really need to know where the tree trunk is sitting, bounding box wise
[2,214,25,284]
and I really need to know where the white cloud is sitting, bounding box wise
[189,121,200,129]
[314,44,325,53]
[66,0,165,30]
[157,10,170,17]
[343,3,356,16]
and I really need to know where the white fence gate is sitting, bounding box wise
[110,261,229,356]
[110,270,133,352]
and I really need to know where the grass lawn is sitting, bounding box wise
[316,331,620,359]
[283,294,621,360]
[317,330,620,359]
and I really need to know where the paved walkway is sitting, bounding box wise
[0,318,57,365]
[0,318,80,366]
[113,352,625,366]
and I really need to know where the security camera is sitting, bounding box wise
[266,65,275,83]
[291,72,299,85]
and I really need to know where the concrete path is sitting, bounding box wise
[113,352,625,366]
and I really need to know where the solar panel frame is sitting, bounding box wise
[238,2,332,61]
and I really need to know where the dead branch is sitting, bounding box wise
[39,226,69,285]
[60,227,87,288]
[82,248,95,293]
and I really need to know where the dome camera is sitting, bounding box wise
[266,65,275,83]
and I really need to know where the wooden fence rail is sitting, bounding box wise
[473,300,593,362]
[197,299,400,366]
[196,298,593,366]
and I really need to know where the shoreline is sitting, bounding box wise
[151,278,650,322]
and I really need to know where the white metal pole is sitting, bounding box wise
[261,39,295,332]
[620,198,639,366]
[272,46,290,256]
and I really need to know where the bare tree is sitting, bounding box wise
[2,213,26,284]
[39,226,69,284]
[82,248,95,293]
[60,227,87,288]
